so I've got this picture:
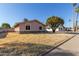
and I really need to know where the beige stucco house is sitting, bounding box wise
[14,20,46,33]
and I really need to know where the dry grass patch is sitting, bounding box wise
[0,32,74,56]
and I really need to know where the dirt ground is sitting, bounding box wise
[0,32,74,56]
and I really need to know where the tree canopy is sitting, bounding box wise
[46,16,64,32]
[1,23,11,28]
[75,6,79,13]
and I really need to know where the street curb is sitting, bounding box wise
[39,34,77,56]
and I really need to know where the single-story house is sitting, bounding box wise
[46,24,65,32]
[45,25,52,32]
[14,20,46,33]
[56,24,65,32]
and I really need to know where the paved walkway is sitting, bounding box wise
[45,34,79,56]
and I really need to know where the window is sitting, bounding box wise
[39,26,42,30]
[26,26,30,30]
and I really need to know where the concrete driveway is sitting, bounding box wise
[45,34,79,56]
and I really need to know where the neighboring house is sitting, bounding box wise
[45,25,52,32]
[65,27,72,31]
[46,24,65,32]
[56,24,65,32]
[0,28,14,32]
[14,20,46,33]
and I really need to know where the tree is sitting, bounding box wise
[1,23,11,28]
[13,23,18,28]
[72,3,77,31]
[75,6,79,31]
[46,16,64,33]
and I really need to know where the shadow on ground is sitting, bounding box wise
[0,42,76,56]
[0,32,8,39]
[0,43,53,56]
[46,48,75,56]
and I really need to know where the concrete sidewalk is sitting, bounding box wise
[45,34,79,56]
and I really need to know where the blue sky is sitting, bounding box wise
[0,3,76,27]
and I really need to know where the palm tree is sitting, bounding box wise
[75,6,79,31]
[72,3,77,32]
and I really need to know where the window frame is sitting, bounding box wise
[39,26,42,30]
[26,25,30,30]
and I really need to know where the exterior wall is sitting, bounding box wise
[15,26,20,32]
[15,21,45,32]
[56,28,59,31]
[29,21,45,31]
[45,25,52,32]
[56,27,65,32]
[46,28,52,32]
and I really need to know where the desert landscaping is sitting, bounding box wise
[0,32,74,56]
[0,3,78,56]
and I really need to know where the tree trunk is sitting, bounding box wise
[53,30,55,33]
